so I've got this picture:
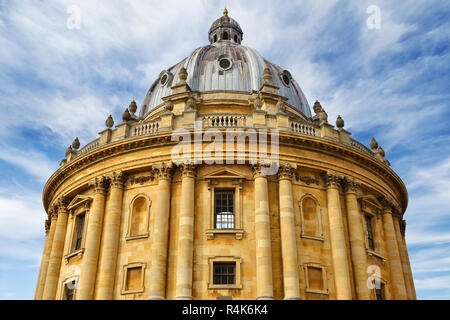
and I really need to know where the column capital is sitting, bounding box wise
[378,196,395,214]
[323,171,343,189]
[90,176,108,194]
[109,171,127,189]
[179,163,196,179]
[153,162,173,181]
[278,162,295,181]
[56,197,70,213]
[342,176,359,194]
[49,207,58,221]
[251,161,272,178]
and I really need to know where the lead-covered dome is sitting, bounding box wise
[140,10,312,118]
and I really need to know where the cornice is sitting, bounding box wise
[43,129,408,215]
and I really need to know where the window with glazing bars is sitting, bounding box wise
[213,262,236,285]
[65,281,76,300]
[375,283,385,300]
[215,191,235,229]
[74,214,85,251]
[365,215,375,250]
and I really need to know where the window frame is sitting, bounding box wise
[208,256,242,290]
[304,263,329,295]
[121,262,146,295]
[60,276,79,300]
[205,172,245,240]
[214,190,235,230]
[64,199,91,263]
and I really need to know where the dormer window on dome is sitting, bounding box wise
[209,9,243,45]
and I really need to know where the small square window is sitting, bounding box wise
[213,262,236,285]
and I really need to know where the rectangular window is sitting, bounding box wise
[65,280,76,300]
[213,262,236,285]
[375,283,385,300]
[74,214,85,251]
[215,191,235,229]
[365,215,375,250]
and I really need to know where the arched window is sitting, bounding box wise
[299,195,323,240]
[223,32,229,40]
[213,34,217,43]
[234,34,238,43]
[127,195,151,239]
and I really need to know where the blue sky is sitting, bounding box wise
[0,0,449,300]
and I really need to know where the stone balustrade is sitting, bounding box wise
[350,139,374,156]
[66,114,380,167]
[290,120,319,137]
[77,139,100,156]
[202,114,247,128]
[132,121,160,137]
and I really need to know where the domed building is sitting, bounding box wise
[35,9,415,300]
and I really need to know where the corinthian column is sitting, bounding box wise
[343,178,370,300]
[77,176,107,300]
[42,198,70,300]
[278,163,300,300]
[379,198,407,300]
[148,163,173,300]
[35,211,57,300]
[175,163,196,300]
[96,172,127,300]
[252,163,274,300]
[324,172,352,300]
[393,212,415,300]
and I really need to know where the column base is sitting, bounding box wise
[283,296,301,300]
[175,295,193,300]
[256,295,275,300]
[148,296,165,300]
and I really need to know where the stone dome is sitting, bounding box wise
[140,11,312,119]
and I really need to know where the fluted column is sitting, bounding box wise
[252,163,274,300]
[278,163,300,300]
[380,198,407,300]
[393,214,415,300]
[324,172,352,300]
[96,172,126,300]
[343,179,371,300]
[399,219,416,299]
[77,176,107,300]
[148,163,173,300]
[35,212,57,299]
[42,198,69,300]
[175,164,196,300]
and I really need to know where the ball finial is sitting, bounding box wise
[223,8,228,16]
[336,115,344,129]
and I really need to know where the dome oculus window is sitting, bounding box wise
[159,71,172,86]
[218,56,232,71]
[280,70,292,87]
